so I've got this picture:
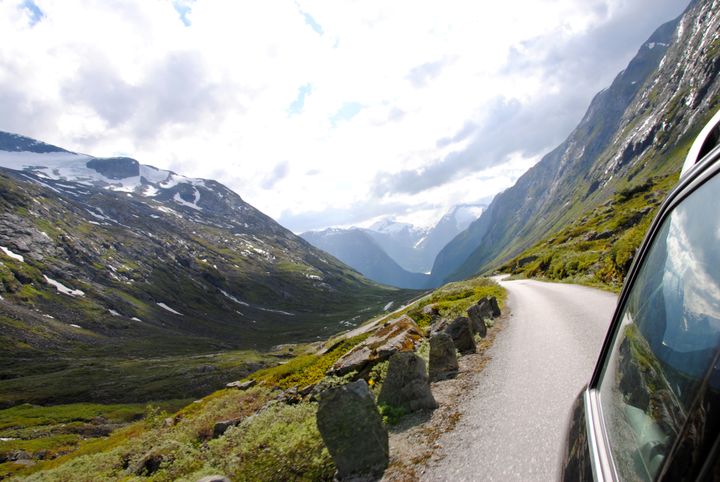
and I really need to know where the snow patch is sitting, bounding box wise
[383,301,394,311]
[44,275,85,297]
[131,317,142,322]
[157,302,183,315]
[220,289,250,306]
[70,324,82,328]
[173,191,202,210]
[0,246,24,262]
[108,309,121,316]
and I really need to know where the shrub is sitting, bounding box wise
[377,403,407,426]
[209,402,334,481]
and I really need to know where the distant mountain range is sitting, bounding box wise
[301,204,484,288]
[431,0,720,285]
[0,131,416,403]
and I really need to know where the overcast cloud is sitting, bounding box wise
[0,0,689,232]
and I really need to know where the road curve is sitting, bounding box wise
[422,279,617,481]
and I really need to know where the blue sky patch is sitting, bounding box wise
[289,83,313,115]
[330,102,363,126]
[22,0,44,27]
[301,11,323,35]
[172,0,194,26]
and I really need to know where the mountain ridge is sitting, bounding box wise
[431,0,719,285]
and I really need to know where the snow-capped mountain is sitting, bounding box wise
[302,204,485,285]
[0,132,231,213]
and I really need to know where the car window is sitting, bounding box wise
[598,173,720,481]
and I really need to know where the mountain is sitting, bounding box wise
[302,204,484,287]
[431,0,720,286]
[0,132,414,404]
[366,205,485,274]
[300,228,430,289]
[414,204,485,267]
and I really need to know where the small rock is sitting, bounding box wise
[377,352,438,413]
[13,450,31,461]
[428,333,458,382]
[443,316,476,354]
[276,386,302,405]
[466,304,488,338]
[316,380,389,480]
[213,418,243,438]
[478,296,501,318]
[421,304,439,316]
[226,379,256,390]
[34,449,49,460]
[135,452,164,476]
[196,476,231,482]
[299,383,315,397]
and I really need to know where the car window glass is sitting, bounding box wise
[598,173,720,481]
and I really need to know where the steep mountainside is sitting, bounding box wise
[431,0,720,285]
[0,132,413,403]
[300,228,430,289]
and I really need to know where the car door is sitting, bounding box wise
[563,143,720,481]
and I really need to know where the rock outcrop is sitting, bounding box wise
[329,315,424,377]
[429,333,459,382]
[225,380,256,390]
[316,380,389,480]
[377,352,438,412]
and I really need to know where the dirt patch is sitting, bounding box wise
[380,315,506,481]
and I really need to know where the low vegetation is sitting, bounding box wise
[1,276,505,481]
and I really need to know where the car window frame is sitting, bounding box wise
[585,143,720,481]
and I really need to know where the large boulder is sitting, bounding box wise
[443,316,476,354]
[466,304,488,338]
[329,315,424,377]
[377,352,438,412]
[316,380,389,480]
[429,333,459,382]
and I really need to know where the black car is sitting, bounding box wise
[561,110,720,482]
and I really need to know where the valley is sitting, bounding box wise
[0,0,718,480]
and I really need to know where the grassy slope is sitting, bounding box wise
[1,277,505,481]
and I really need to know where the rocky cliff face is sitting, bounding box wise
[0,133,408,369]
[431,0,720,284]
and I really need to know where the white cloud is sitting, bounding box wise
[0,0,688,232]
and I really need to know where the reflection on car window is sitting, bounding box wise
[599,174,720,481]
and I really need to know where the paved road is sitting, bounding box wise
[422,279,617,481]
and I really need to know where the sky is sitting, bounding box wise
[0,0,689,233]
